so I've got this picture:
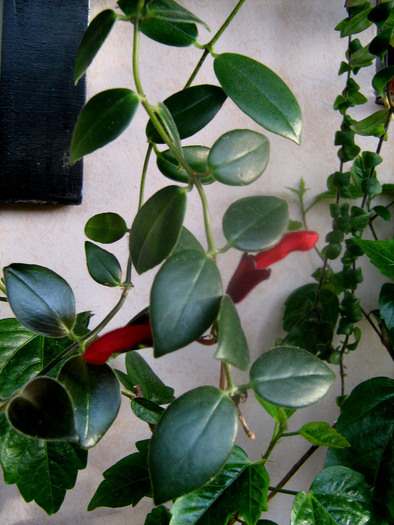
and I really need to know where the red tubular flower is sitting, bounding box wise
[254,231,319,269]
[83,322,153,365]
[226,253,271,304]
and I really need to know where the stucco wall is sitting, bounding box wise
[1,1,393,523]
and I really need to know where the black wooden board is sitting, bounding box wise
[0,0,88,204]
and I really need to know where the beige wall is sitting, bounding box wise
[1,1,393,523]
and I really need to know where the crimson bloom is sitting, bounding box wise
[227,231,318,303]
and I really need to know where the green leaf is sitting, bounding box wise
[291,491,342,524]
[0,414,87,515]
[139,17,198,47]
[350,109,390,137]
[150,250,222,357]
[70,88,139,164]
[144,0,209,29]
[4,264,76,338]
[255,395,296,425]
[373,66,394,97]
[368,0,394,27]
[149,386,238,504]
[250,346,335,408]
[299,422,350,448]
[222,196,289,251]
[131,397,164,424]
[157,146,214,185]
[379,283,394,331]
[7,377,77,441]
[74,9,118,84]
[369,28,393,59]
[58,356,120,448]
[214,53,302,144]
[130,185,187,274]
[146,85,227,143]
[153,102,183,157]
[339,6,373,37]
[351,238,394,280]
[208,129,270,186]
[85,241,122,287]
[124,351,175,404]
[146,506,171,524]
[172,227,205,255]
[88,441,151,510]
[84,212,128,243]
[215,295,250,371]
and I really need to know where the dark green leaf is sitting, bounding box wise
[172,227,205,255]
[149,386,238,504]
[85,241,122,286]
[145,506,171,524]
[84,212,128,243]
[0,414,87,515]
[145,0,209,29]
[250,346,335,408]
[88,442,151,510]
[131,397,164,424]
[379,283,394,331]
[222,196,289,251]
[373,66,394,97]
[4,263,75,337]
[70,88,139,164]
[351,238,394,280]
[7,377,77,441]
[350,109,390,137]
[368,1,394,27]
[299,422,350,448]
[74,10,118,84]
[139,17,198,47]
[58,356,120,448]
[130,185,187,274]
[214,53,302,143]
[150,250,222,357]
[125,351,175,404]
[157,146,214,185]
[372,205,391,222]
[291,491,342,524]
[215,295,250,371]
[146,85,227,142]
[208,129,270,186]
[339,6,373,37]
[369,28,393,59]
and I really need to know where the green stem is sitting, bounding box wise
[38,342,80,377]
[281,431,300,438]
[121,387,136,400]
[262,421,285,463]
[138,143,153,209]
[194,178,217,255]
[268,486,298,496]
[223,363,235,391]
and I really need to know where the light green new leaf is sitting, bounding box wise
[222,196,289,251]
[4,263,75,338]
[208,129,270,186]
[84,212,128,244]
[74,10,118,84]
[255,395,296,425]
[70,88,139,164]
[350,109,390,137]
[351,238,394,280]
[85,241,122,287]
[214,53,302,144]
[299,422,350,448]
[250,346,335,408]
[149,386,238,504]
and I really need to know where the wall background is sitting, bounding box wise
[1,1,393,524]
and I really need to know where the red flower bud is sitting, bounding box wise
[226,253,271,304]
[254,231,318,269]
[83,322,153,365]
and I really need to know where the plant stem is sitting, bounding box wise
[194,178,217,255]
[268,486,298,496]
[138,143,153,209]
[121,387,136,400]
[38,342,79,377]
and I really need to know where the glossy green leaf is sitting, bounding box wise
[149,386,238,504]
[130,185,187,274]
[299,422,350,448]
[250,346,335,408]
[255,395,296,425]
[369,28,393,59]
[146,85,227,143]
[351,238,394,280]
[291,491,342,524]
[373,66,394,97]
[350,109,390,137]
[146,506,172,524]
[338,6,373,37]
[85,241,122,287]
[379,283,394,331]
[222,196,289,251]
[172,227,205,255]
[215,295,250,371]
[145,0,208,29]
[70,88,139,164]
[4,263,75,337]
[7,377,77,440]
[88,441,151,510]
[208,129,270,186]
[74,10,118,84]
[84,212,128,243]
[150,250,222,357]
[214,53,302,144]
[58,356,120,448]
[0,414,87,515]
[157,146,214,185]
[131,397,164,425]
[124,351,175,404]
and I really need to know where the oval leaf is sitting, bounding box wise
[208,129,270,186]
[70,88,139,164]
[58,356,120,448]
[129,185,187,274]
[84,212,128,243]
[146,0,209,29]
[4,263,75,337]
[222,196,289,251]
[215,295,250,371]
[299,422,350,448]
[214,53,302,144]
[7,377,77,440]
[172,227,205,255]
[149,386,238,504]
[74,9,118,84]
[146,85,227,143]
[85,241,122,287]
[157,146,214,185]
[250,346,335,408]
[150,250,223,357]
